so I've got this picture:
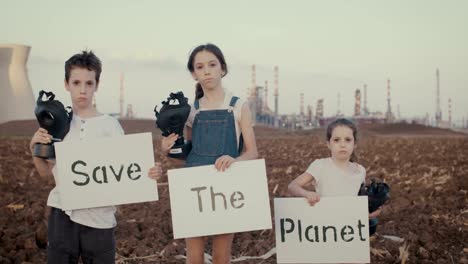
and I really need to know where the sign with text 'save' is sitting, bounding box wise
[168,159,272,239]
[55,133,158,210]
[275,197,370,263]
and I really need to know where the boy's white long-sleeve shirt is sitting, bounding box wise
[48,114,124,229]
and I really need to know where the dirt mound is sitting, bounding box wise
[1,121,467,263]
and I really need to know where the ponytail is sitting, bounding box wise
[195,83,204,100]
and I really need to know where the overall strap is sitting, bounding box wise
[228,96,244,153]
[194,99,200,110]
[228,96,239,113]
[229,96,239,107]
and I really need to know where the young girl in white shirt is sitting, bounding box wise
[288,118,381,219]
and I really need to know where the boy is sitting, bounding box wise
[30,50,162,263]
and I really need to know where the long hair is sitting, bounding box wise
[326,118,359,162]
[187,43,228,100]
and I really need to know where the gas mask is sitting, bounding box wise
[154,92,192,159]
[33,90,73,159]
[358,179,390,236]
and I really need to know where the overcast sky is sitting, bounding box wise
[2,0,467,124]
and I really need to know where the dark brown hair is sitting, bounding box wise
[65,50,102,83]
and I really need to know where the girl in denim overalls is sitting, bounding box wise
[162,43,258,264]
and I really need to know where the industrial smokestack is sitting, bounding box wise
[435,69,442,126]
[386,79,393,122]
[300,93,304,116]
[363,84,368,115]
[354,89,361,116]
[274,66,279,127]
[307,104,313,123]
[274,66,279,117]
[316,99,324,119]
[448,98,452,127]
[251,65,256,99]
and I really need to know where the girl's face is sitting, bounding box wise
[327,125,356,161]
[191,50,225,91]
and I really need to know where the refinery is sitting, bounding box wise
[0,44,464,130]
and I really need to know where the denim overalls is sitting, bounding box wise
[186,96,241,168]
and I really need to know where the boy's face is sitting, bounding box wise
[65,67,98,110]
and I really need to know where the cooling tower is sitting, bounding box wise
[0,44,35,124]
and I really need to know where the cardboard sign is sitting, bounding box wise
[275,197,370,263]
[55,132,158,210]
[168,159,272,239]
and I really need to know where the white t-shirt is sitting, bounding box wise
[185,90,245,148]
[306,158,366,197]
[48,114,124,229]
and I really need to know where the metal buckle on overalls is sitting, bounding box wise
[228,106,234,113]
